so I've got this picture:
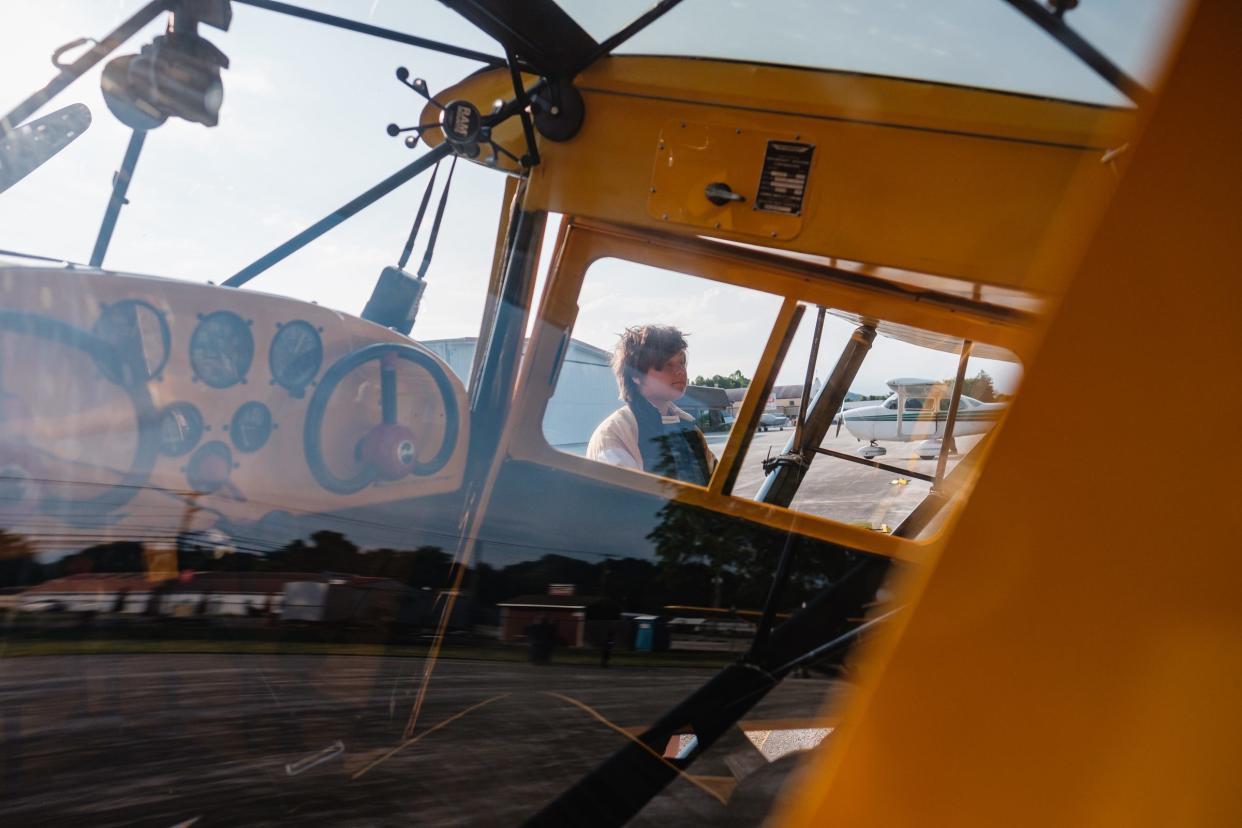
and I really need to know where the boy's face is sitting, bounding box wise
[636,350,688,405]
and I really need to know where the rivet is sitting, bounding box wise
[770,231,778,237]
[650,186,657,193]
[662,213,669,220]
[550,106,560,116]
[714,222,721,229]
[735,128,741,134]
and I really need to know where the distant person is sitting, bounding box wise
[525,615,556,665]
[600,627,615,669]
[541,617,557,664]
[587,325,716,485]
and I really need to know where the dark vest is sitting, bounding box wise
[628,397,711,486]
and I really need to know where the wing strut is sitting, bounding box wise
[222,142,451,287]
[999,0,1152,106]
[90,129,146,268]
[757,323,877,507]
[231,0,502,65]
[570,0,689,76]
[934,339,974,487]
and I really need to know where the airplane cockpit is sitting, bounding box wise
[0,2,1223,827]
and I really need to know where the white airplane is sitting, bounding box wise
[831,378,1006,460]
[759,413,789,431]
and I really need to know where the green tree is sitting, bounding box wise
[942,370,998,402]
[963,370,997,402]
[692,370,751,389]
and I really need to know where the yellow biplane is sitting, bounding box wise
[0,1,1237,826]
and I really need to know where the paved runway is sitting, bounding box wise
[0,653,844,826]
[712,428,983,529]
[558,425,978,531]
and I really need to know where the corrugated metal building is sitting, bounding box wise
[678,385,731,429]
[423,337,734,449]
[422,337,616,451]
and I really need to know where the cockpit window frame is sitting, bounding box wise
[503,218,1029,560]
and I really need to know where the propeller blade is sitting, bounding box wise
[0,103,91,194]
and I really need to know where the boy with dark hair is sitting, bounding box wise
[586,324,715,485]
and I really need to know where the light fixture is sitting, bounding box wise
[101,0,232,130]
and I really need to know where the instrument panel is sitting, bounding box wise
[0,265,469,545]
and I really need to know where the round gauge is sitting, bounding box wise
[228,401,273,453]
[186,441,232,493]
[92,299,170,385]
[158,402,204,457]
[189,311,254,389]
[269,320,322,397]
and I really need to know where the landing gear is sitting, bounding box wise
[916,438,958,461]
[859,441,886,460]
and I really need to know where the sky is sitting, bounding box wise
[0,0,1185,395]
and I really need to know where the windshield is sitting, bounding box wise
[0,2,1185,826]
[560,0,1186,104]
[0,1,509,321]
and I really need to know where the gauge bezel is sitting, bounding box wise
[185,440,233,493]
[189,310,254,389]
[92,299,171,385]
[158,401,205,457]
[228,400,273,453]
[268,319,323,397]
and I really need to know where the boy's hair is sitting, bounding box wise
[612,325,688,402]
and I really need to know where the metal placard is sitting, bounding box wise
[754,141,815,215]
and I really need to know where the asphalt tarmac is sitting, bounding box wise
[0,653,845,827]
[712,428,984,529]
